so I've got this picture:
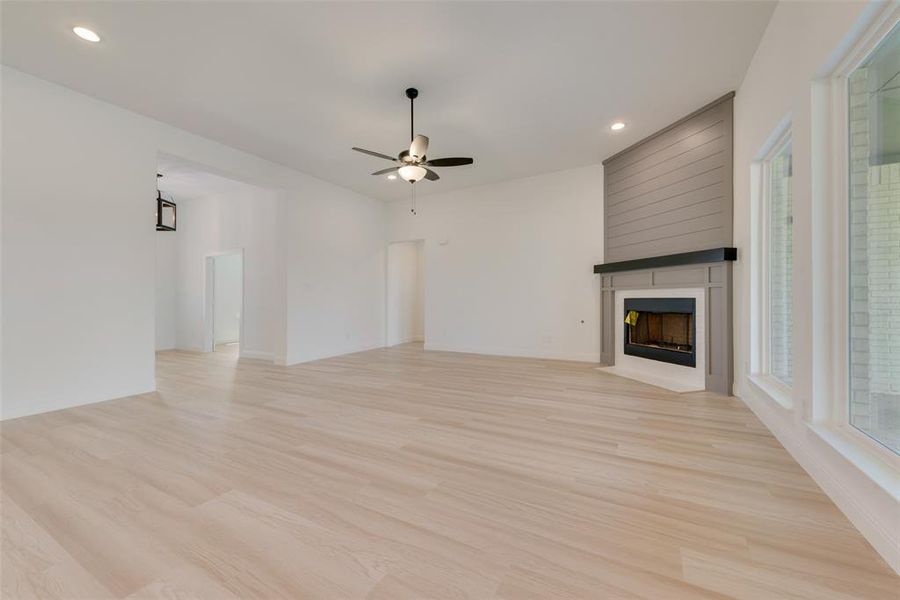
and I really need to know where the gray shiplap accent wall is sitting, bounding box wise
[603,93,734,262]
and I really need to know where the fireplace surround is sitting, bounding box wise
[594,248,735,394]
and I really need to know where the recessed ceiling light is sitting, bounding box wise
[387,174,397,180]
[72,26,100,43]
[610,121,626,131]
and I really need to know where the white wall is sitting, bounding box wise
[387,241,424,346]
[282,183,386,364]
[2,66,386,419]
[415,240,425,341]
[2,67,158,419]
[387,165,604,362]
[213,253,242,345]
[155,232,177,350]
[733,1,898,573]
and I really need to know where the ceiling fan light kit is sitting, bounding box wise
[398,165,427,183]
[352,87,474,214]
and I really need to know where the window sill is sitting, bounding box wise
[808,423,900,502]
[748,373,793,410]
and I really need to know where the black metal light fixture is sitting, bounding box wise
[156,173,176,231]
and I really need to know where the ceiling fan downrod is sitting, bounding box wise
[406,87,418,143]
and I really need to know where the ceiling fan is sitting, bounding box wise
[352,88,474,188]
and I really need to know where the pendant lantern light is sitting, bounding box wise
[156,173,176,232]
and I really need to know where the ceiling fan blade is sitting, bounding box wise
[352,147,397,161]
[424,157,474,167]
[424,168,440,181]
[409,135,429,160]
[371,166,400,176]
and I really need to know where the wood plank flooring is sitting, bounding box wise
[2,343,897,599]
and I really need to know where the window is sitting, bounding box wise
[847,21,900,454]
[749,124,793,403]
[767,138,794,386]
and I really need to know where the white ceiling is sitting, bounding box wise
[1,1,774,201]
[156,154,275,203]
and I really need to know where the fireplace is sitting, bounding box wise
[623,297,696,368]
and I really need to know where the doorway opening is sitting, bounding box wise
[205,251,243,354]
[154,153,280,364]
[386,240,425,347]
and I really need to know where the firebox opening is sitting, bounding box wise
[623,297,697,368]
[627,312,694,353]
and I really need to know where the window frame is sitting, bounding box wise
[750,123,794,408]
[812,5,900,465]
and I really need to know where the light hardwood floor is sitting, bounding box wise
[2,343,897,599]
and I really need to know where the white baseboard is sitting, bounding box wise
[175,344,205,353]
[386,337,425,347]
[239,350,274,361]
[423,342,599,363]
[284,342,385,366]
[0,382,156,421]
[737,383,899,575]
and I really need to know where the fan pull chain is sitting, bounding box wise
[410,184,417,215]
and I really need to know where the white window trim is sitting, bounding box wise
[750,122,793,409]
[811,4,900,474]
